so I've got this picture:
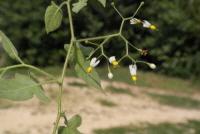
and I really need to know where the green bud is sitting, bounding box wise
[111,2,115,6]
[141,2,145,5]
[85,40,89,44]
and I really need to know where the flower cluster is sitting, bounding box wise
[85,3,158,83]
[87,57,156,82]
[130,18,157,30]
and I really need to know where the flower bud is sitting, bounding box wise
[111,2,115,6]
[108,72,113,79]
[149,63,156,69]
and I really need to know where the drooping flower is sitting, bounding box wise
[108,72,113,79]
[109,56,118,67]
[130,18,142,24]
[143,20,156,30]
[129,64,137,82]
[87,57,100,73]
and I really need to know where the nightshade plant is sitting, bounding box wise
[0,0,157,133]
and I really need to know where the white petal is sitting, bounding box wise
[143,20,151,28]
[129,64,137,76]
[133,64,137,75]
[130,18,138,24]
[92,60,100,67]
[90,58,97,66]
[129,65,133,75]
[109,56,116,63]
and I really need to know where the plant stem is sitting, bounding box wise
[0,64,58,81]
[52,1,75,133]
[73,33,119,42]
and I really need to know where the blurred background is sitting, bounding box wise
[0,0,200,83]
[0,0,200,134]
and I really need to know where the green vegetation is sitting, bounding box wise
[0,0,200,82]
[148,93,200,109]
[97,99,117,107]
[93,120,200,134]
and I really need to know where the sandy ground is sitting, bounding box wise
[0,77,200,134]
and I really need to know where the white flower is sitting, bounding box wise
[109,56,118,66]
[90,57,100,67]
[129,64,137,76]
[109,56,116,63]
[143,20,156,30]
[130,18,141,24]
[87,57,100,73]
[108,72,113,79]
[149,63,156,69]
[129,64,137,82]
[143,20,151,28]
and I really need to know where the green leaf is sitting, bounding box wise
[72,0,88,13]
[58,126,66,134]
[45,1,63,34]
[0,30,19,60]
[79,44,94,56]
[68,115,82,128]
[60,127,83,134]
[0,73,50,102]
[69,42,104,93]
[98,0,106,7]
[29,71,51,102]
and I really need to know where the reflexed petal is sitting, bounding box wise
[93,60,100,67]
[130,18,138,24]
[143,20,151,28]
[109,56,116,63]
[90,57,97,66]
[129,64,137,76]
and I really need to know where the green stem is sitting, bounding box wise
[119,20,125,34]
[73,33,119,42]
[88,37,110,59]
[132,2,144,18]
[52,1,75,133]
[0,64,58,81]
[112,3,123,19]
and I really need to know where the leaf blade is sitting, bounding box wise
[72,0,88,13]
[69,42,104,93]
[68,115,82,128]
[0,30,19,60]
[98,0,106,7]
[45,1,63,33]
[0,73,50,102]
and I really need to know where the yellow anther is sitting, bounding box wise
[112,61,118,66]
[137,19,142,24]
[87,67,92,73]
[131,76,137,81]
[150,25,156,30]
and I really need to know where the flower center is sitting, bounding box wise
[87,67,93,73]
[150,25,156,30]
[132,76,137,81]
[112,61,118,66]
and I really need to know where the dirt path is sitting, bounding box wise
[0,77,200,134]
